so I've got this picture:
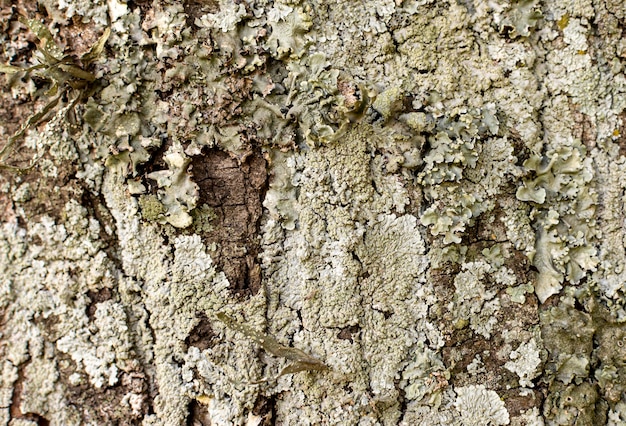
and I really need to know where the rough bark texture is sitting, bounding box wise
[1,0,626,425]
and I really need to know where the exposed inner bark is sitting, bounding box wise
[191,148,268,295]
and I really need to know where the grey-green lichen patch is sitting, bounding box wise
[259,124,439,423]
[0,196,147,424]
[495,0,542,39]
[103,169,269,424]
[541,300,594,385]
[543,382,607,425]
[416,107,520,245]
[517,140,598,302]
[137,194,165,222]
[506,282,535,304]
[590,149,626,319]
[190,204,217,234]
[263,150,299,230]
[536,285,626,424]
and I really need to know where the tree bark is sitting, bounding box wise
[1,0,626,425]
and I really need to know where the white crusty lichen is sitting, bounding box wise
[259,124,438,423]
[56,300,135,388]
[451,261,500,338]
[504,338,541,387]
[454,385,510,426]
[0,197,127,423]
[103,169,267,424]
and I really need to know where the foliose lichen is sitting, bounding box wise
[454,385,510,426]
[516,140,598,302]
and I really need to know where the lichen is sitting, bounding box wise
[3,0,626,424]
[137,194,166,222]
[454,385,510,426]
[504,338,541,387]
[495,0,542,39]
[517,140,598,302]
[451,261,500,338]
[145,141,198,228]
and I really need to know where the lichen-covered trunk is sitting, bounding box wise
[1,0,626,425]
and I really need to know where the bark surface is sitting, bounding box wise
[1,0,626,425]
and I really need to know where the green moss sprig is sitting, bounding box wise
[0,17,109,171]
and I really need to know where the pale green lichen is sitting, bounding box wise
[56,300,135,388]
[420,191,483,245]
[265,4,313,59]
[417,107,515,245]
[137,194,166,222]
[372,86,404,122]
[145,142,198,228]
[0,198,129,423]
[504,338,541,387]
[103,169,268,424]
[263,150,300,230]
[454,385,510,426]
[259,124,436,423]
[191,204,217,234]
[590,150,626,319]
[540,301,594,385]
[401,342,447,402]
[506,282,534,304]
[417,108,495,191]
[196,1,247,33]
[496,0,542,38]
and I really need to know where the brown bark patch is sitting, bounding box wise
[182,0,219,27]
[7,161,82,226]
[191,148,267,295]
[86,288,113,319]
[186,400,212,426]
[60,355,150,425]
[570,102,598,151]
[502,388,543,417]
[337,325,361,343]
[252,393,276,426]
[9,361,50,426]
[185,311,218,351]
